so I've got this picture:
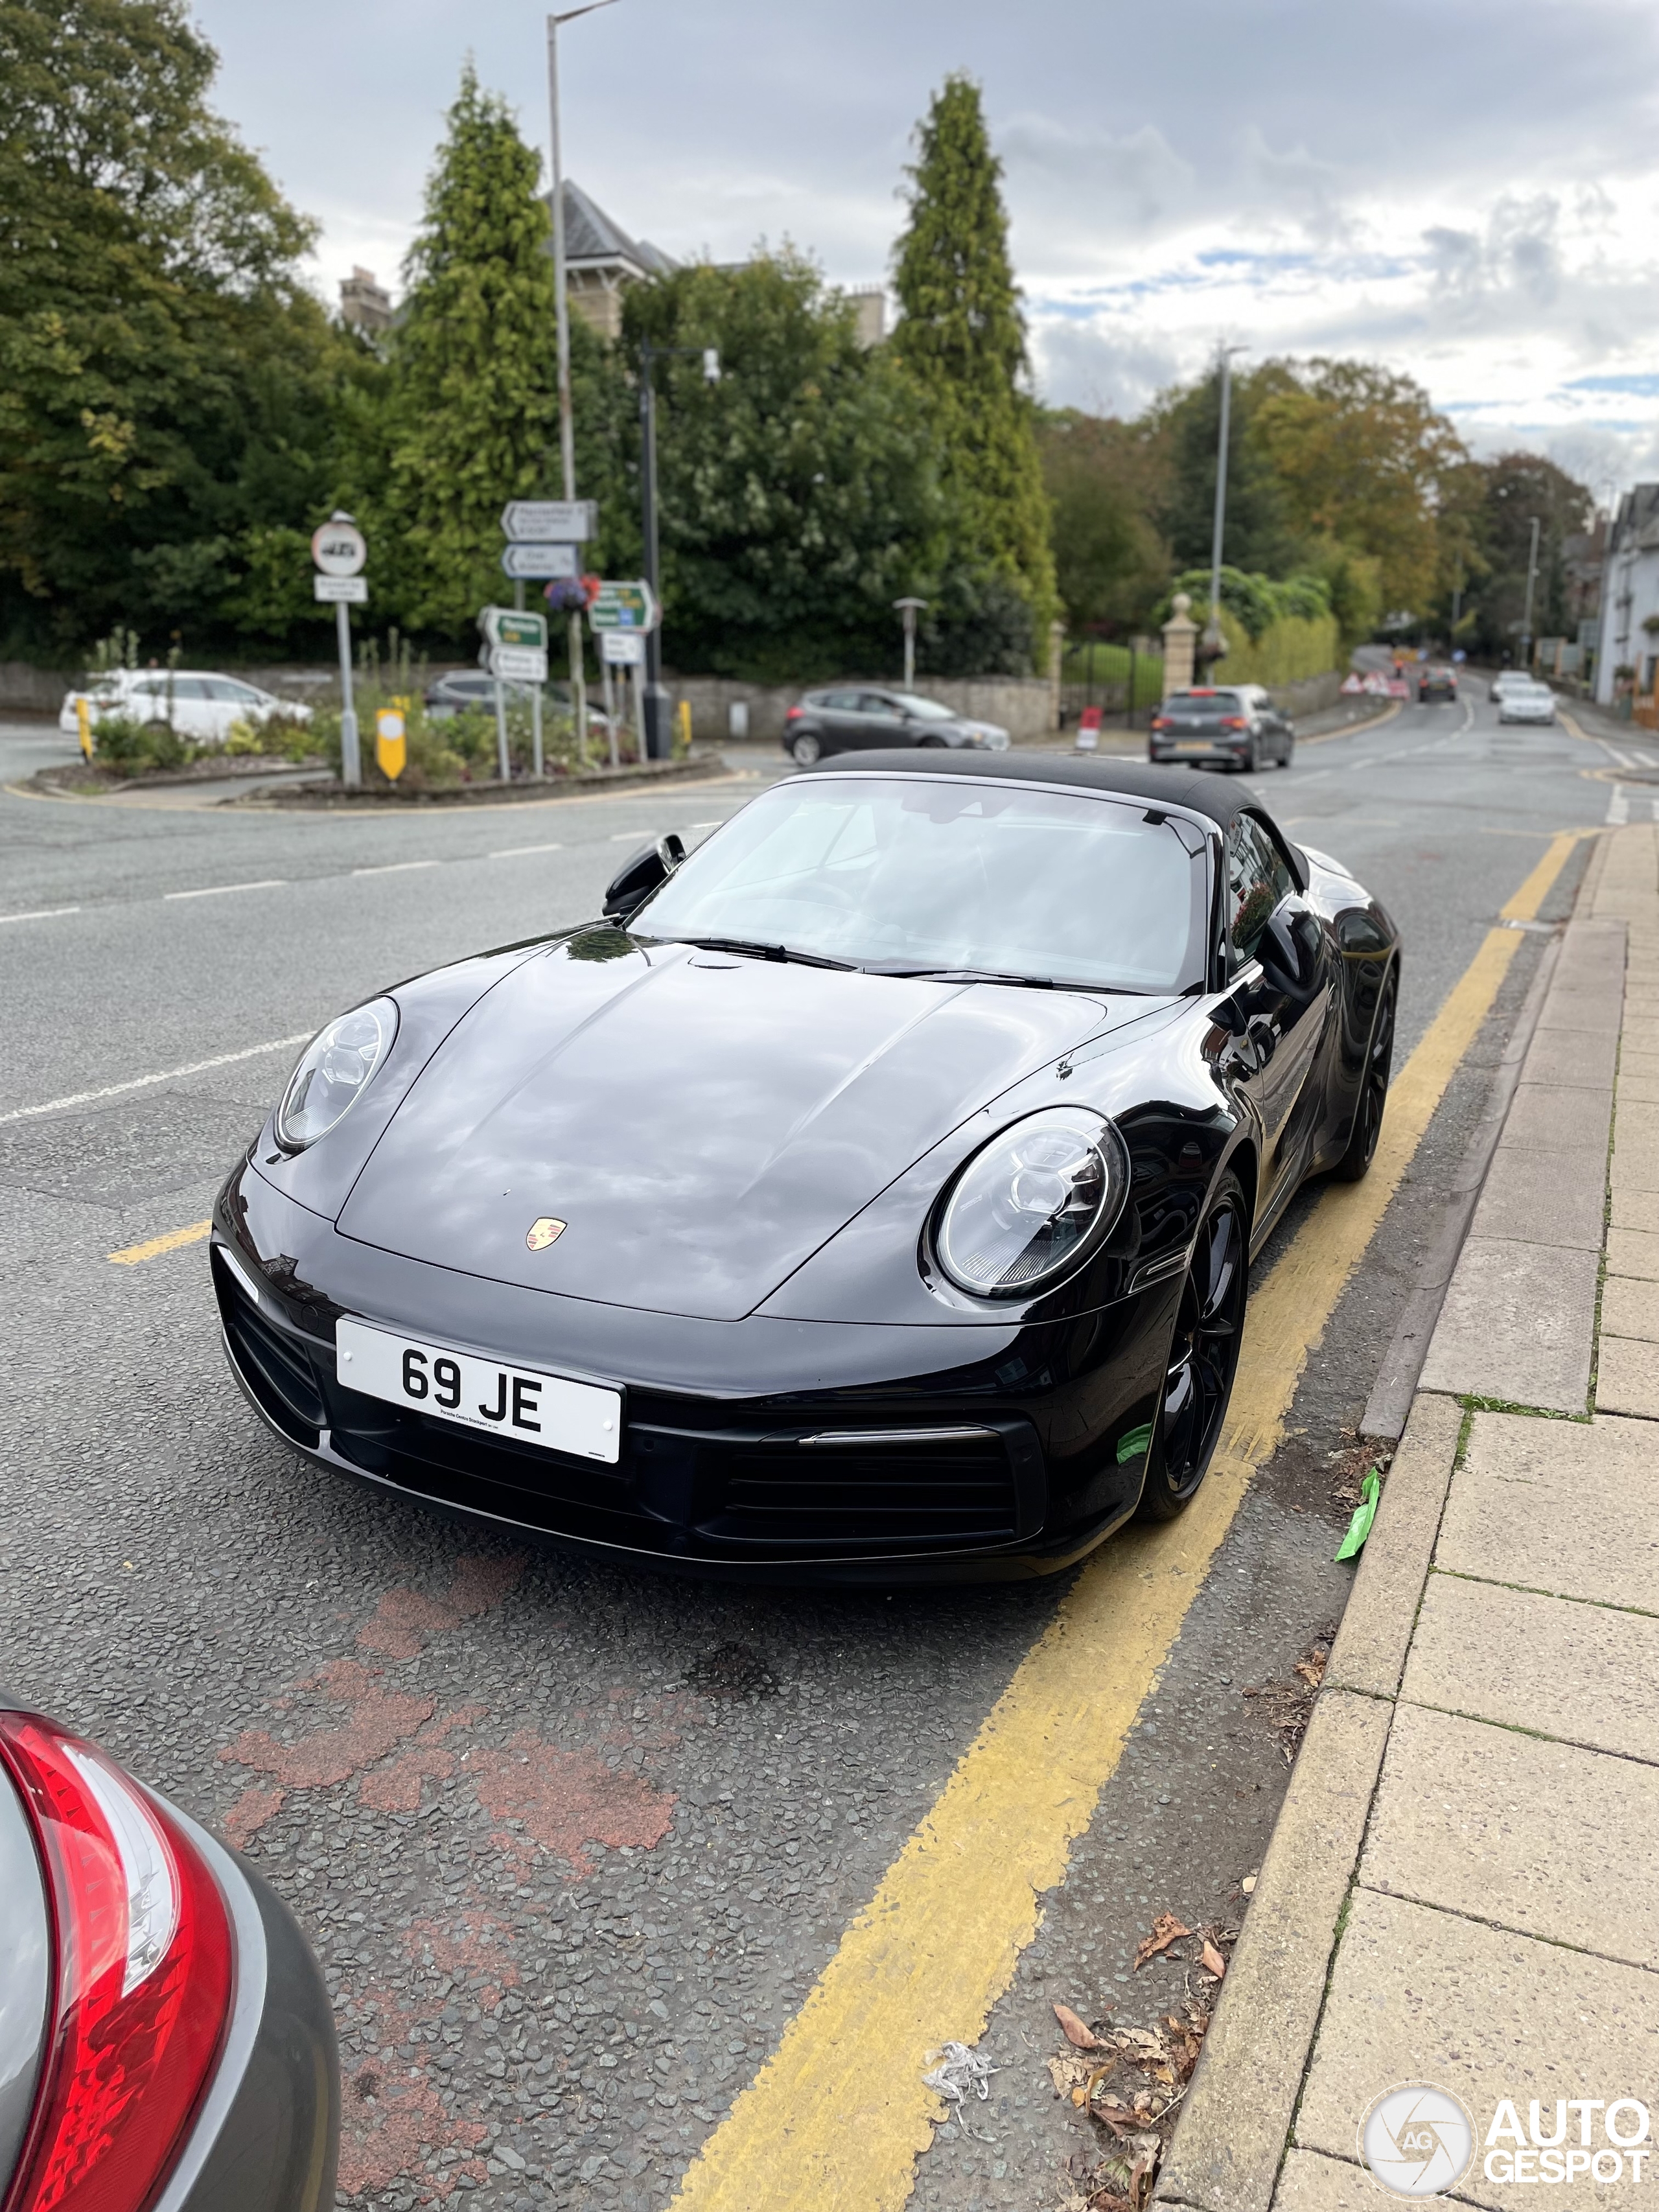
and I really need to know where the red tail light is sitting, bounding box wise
[785,706,802,721]
[0,1713,233,2212]
[1150,716,1170,731]
[1221,716,1247,730]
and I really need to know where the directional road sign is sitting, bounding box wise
[588,579,659,633]
[488,645,549,683]
[311,519,366,576]
[600,629,645,666]
[314,574,368,603]
[500,500,594,542]
[500,542,579,581]
[480,606,548,651]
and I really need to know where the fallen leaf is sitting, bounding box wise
[1133,1913,1192,1969]
[1294,1647,1328,1688]
[1054,2001,1100,2050]
[1130,2149,1161,2209]
[1072,2086,1089,2107]
[1048,2053,1095,2097]
[1199,1938,1227,1979]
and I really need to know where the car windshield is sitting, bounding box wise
[1166,691,1240,712]
[888,692,955,720]
[632,773,1207,993]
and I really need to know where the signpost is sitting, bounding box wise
[312,513,367,787]
[500,500,594,542]
[480,608,550,782]
[500,542,579,581]
[587,579,659,633]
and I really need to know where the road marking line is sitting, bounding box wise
[0,905,80,924]
[611,830,649,841]
[669,833,1585,2212]
[164,879,286,901]
[489,842,564,858]
[0,1033,310,1128]
[108,1219,212,1265]
[351,860,440,876]
[1608,784,1630,826]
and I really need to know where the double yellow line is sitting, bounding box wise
[669,828,1589,2212]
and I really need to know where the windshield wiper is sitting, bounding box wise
[864,964,1060,989]
[669,935,859,970]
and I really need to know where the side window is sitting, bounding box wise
[859,692,902,719]
[1227,816,1294,964]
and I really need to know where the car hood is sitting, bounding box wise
[336,935,1136,1321]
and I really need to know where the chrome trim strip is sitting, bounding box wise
[796,1425,1000,1448]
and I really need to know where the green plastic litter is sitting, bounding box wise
[1335,1470,1382,1561]
[1116,1422,1154,1465]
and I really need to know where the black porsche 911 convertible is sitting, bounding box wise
[213,752,1398,1583]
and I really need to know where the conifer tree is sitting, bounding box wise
[891,75,1056,669]
[383,66,559,633]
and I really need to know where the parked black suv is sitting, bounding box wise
[1147,686,1294,771]
[781,687,1010,766]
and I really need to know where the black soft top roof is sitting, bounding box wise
[802,747,1266,835]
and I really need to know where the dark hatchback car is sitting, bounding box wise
[1417,666,1457,704]
[1148,686,1293,771]
[0,1697,338,2212]
[782,687,1010,766]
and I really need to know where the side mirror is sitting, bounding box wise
[603,832,686,924]
[1260,907,1316,993]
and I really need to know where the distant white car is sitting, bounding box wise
[59,669,312,747]
[1498,682,1557,725]
[1490,671,1533,702]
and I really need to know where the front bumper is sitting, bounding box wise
[213,1166,1173,1585]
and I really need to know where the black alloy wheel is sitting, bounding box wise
[1332,967,1397,1182]
[1137,1171,1249,1521]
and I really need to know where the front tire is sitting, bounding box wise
[1137,1172,1249,1521]
[791,730,822,765]
[1332,968,1397,1182]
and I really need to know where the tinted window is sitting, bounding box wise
[817,691,861,711]
[1167,690,1241,714]
[1227,815,1295,963]
[857,693,904,718]
[634,774,1207,993]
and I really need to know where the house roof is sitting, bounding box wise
[1611,485,1659,556]
[548,180,677,278]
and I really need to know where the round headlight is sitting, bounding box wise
[275,998,397,1150]
[935,1107,1126,1299]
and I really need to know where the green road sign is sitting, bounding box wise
[588,580,659,633]
[481,605,548,651]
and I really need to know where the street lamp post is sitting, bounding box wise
[638,337,719,758]
[1520,514,1542,668]
[546,2,616,762]
[893,598,927,690]
[1207,344,1249,662]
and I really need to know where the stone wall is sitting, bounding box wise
[663,673,1058,745]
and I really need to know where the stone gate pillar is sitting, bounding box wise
[1162,592,1196,697]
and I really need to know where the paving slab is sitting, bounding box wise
[1154,1692,1393,2212]
[1271,2152,1378,2212]
[1469,1145,1607,1250]
[1418,1240,1597,1411]
[1402,1570,1659,1762]
[1595,1334,1659,1419]
[1327,1393,1461,1701]
[1500,1084,1613,1153]
[1439,1415,1659,1609]
[1521,1030,1618,1089]
[1601,1275,1659,1341]
[1295,1889,1659,2212]
[1360,1703,1659,1968]
[1617,1075,1659,1106]
[1611,1186,1659,1233]
[1611,1135,1659,1194]
[1606,1228,1659,1280]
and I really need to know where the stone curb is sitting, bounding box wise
[235,754,734,809]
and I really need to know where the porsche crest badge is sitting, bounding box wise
[526,1217,566,1252]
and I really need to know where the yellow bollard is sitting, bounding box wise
[76,696,93,761]
[375,704,407,782]
[675,697,693,757]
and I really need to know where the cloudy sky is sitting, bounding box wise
[196,0,1659,496]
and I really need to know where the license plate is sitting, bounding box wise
[335,1318,621,1463]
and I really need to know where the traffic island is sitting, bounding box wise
[231,750,736,808]
[22,753,325,798]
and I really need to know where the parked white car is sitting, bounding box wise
[59,669,312,747]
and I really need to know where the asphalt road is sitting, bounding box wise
[0,686,1629,2211]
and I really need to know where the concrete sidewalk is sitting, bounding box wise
[1158,823,1659,2212]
